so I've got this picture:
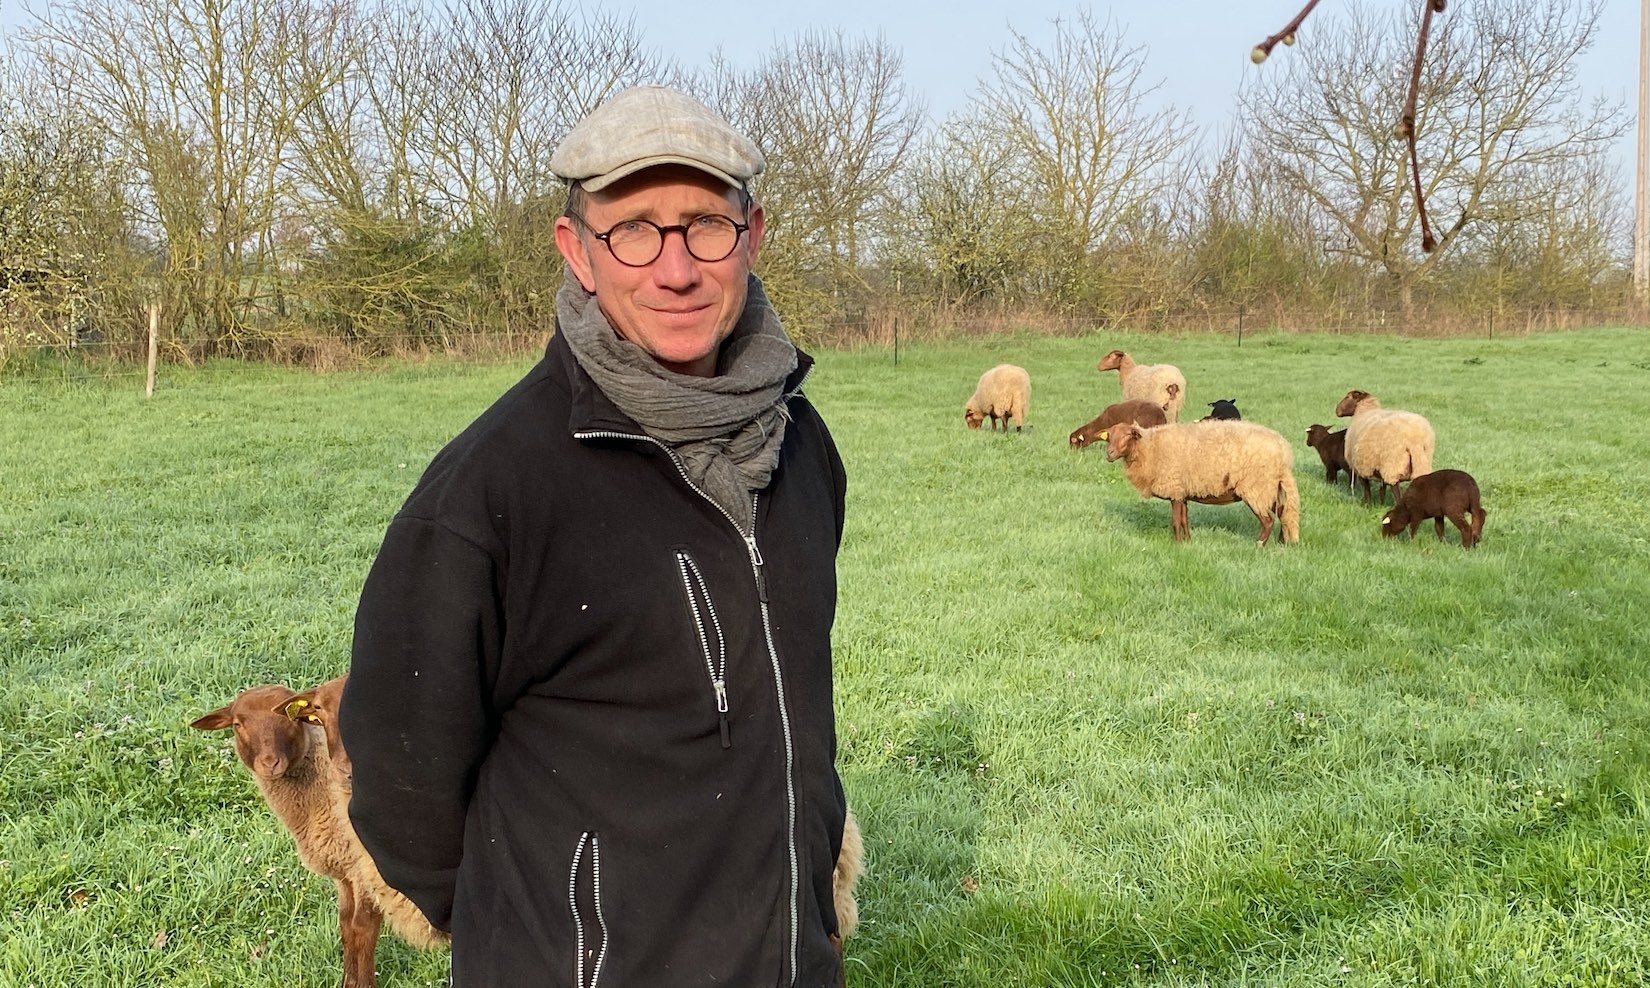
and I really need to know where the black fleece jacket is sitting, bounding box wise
[340,330,848,987]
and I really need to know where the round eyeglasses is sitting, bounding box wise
[578,214,750,267]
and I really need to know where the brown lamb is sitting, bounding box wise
[191,685,393,988]
[1380,469,1486,548]
[1069,398,1169,450]
[1304,424,1350,486]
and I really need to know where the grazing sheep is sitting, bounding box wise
[964,363,1031,432]
[1202,398,1242,421]
[191,685,387,988]
[1069,398,1169,450]
[1304,424,1350,486]
[1380,469,1486,548]
[1096,350,1187,422]
[282,676,450,952]
[1334,389,1436,506]
[1104,420,1301,545]
[834,809,865,940]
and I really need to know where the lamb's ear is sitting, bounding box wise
[279,692,324,725]
[190,707,232,731]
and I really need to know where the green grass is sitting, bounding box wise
[3,327,1649,986]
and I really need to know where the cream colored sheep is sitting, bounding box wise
[191,684,392,988]
[964,363,1031,432]
[1096,350,1187,422]
[1103,420,1300,545]
[283,676,449,952]
[1333,389,1436,506]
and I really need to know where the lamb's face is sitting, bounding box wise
[1379,508,1408,538]
[190,684,309,781]
[1069,429,1090,449]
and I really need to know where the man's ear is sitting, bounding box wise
[555,216,597,292]
[743,198,765,268]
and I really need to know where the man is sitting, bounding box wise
[340,85,850,987]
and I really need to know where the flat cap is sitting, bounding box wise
[550,85,765,193]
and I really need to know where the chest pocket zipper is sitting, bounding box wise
[676,551,732,748]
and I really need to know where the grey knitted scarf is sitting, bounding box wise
[557,269,798,529]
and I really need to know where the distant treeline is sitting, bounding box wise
[0,0,1640,364]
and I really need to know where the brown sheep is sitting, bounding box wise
[1069,398,1169,450]
[1304,424,1350,486]
[1096,350,1186,421]
[1104,420,1301,545]
[1380,469,1486,548]
[282,676,451,953]
[191,685,386,988]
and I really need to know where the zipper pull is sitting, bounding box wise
[714,679,731,748]
[745,536,768,602]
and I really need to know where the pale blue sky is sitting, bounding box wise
[1,0,1641,176]
[621,0,1643,179]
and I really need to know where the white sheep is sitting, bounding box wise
[1333,389,1436,505]
[191,684,395,988]
[964,363,1031,432]
[1103,420,1301,545]
[1096,350,1187,422]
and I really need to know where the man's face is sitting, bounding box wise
[554,165,765,378]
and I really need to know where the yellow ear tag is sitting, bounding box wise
[284,698,311,719]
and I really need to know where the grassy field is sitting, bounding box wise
[3,326,1649,987]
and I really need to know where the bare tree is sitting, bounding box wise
[1240,0,1625,311]
[25,0,350,351]
[946,11,1193,308]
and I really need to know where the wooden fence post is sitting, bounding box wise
[146,304,159,397]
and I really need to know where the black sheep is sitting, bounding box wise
[1202,398,1241,421]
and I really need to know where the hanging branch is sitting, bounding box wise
[1251,0,1446,253]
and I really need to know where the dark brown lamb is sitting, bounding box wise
[1380,469,1486,549]
[1305,424,1350,486]
[1069,398,1168,450]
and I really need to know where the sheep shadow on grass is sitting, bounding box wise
[1108,497,1286,544]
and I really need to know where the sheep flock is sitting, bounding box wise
[966,349,1484,549]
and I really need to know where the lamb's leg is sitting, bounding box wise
[1434,517,1447,542]
[337,877,384,988]
[1447,512,1472,547]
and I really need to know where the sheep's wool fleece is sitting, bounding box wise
[557,268,798,527]
[1118,421,1293,500]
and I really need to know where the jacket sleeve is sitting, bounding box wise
[340,514,501,931]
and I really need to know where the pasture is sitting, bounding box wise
[3,326,1649,986]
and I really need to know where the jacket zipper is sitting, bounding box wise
[568,831,608,988]
[574,372,809,983]
[676,551,732,748]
